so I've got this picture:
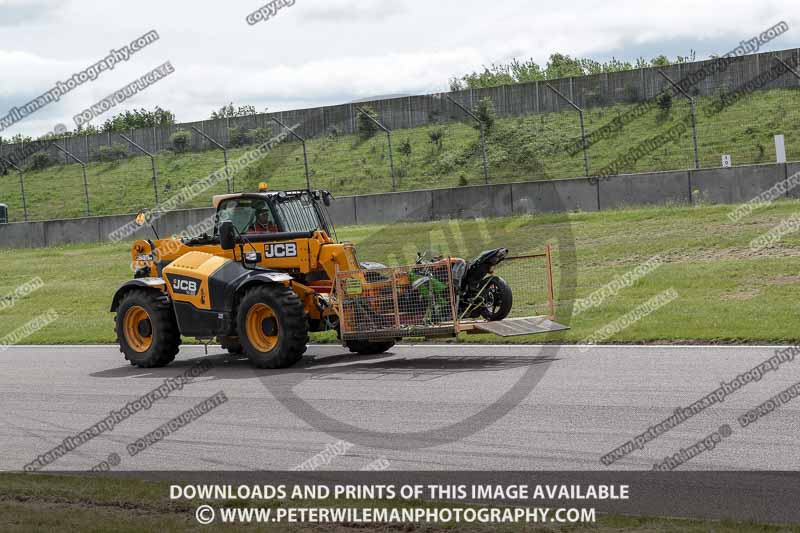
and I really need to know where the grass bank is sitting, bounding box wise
[1,86,799,222]
[1,200,800,344]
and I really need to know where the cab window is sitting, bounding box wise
[216,198,275,234]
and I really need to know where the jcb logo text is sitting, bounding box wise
[265,243,298,258]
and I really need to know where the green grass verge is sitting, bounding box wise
[0,473,796,532]
[2,199,800,345]
[1,87,799,222]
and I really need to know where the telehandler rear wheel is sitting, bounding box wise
[115,289,181,368]
[237,284,308,369]
[345,339,396,355]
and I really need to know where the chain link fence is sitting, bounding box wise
[2,51,800,222]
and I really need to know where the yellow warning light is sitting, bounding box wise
[258,182,269,192]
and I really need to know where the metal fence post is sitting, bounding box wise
[1,156,27,221]
[545,243,555,321]
[19,169,27,222]
[386,131,396,187]
[271,117,310,189]
[776,56,800,82]
[190,126,232,193]
[52,142,91,216]
[546,83,590,177]
[120,134,159,205]
[355,107,396,191]
[578,109,589,176]
[657,70,700,169]
[445,95,490,183]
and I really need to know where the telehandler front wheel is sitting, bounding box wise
[237,284,308,369]
[115,289,181,368]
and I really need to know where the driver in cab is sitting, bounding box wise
[248,206,278,234]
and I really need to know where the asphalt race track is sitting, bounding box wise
[1,344,798,472]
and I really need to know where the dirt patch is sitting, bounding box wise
[719,289,760,301]
[766,275,800,285]
[662,246,800,264]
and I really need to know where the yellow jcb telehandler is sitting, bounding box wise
[111,185,566,369]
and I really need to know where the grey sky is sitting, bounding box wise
[0,0,797,137]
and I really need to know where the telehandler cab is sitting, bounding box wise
[111,184,566,369]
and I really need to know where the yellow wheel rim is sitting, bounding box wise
[123,306,153,353]
[246,303,279,352]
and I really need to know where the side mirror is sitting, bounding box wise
[322,191,333,207]
[219,221,236,250]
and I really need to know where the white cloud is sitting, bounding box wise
[0,0,798,137]
[0,0,60,26]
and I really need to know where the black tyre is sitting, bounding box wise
[218,336,244,355]
[479,276,513,321]
[237,284,308,369]
[115,289,181,368]
[345,339,396,355]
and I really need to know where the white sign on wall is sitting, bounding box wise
[721,154,732,168]
[775,134,787,163]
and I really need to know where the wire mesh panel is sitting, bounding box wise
[87,150,155,215]
[22,157,88,220]
[0,170,24,222]
[587,88,696,176]
[527,106,587,180]
[150,127,231,210]
[492,251,554,321]
[335,263,458,340]
[697,84,800,168]
[305,111,395,195]
[392,94,488,188]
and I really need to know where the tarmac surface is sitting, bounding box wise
[1,344,798,472]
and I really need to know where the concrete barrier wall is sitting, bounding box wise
[690,164,785,205]
[154,208,216,238]
[512,178,599,214]
[1,162,795,249]
[599,171,690,210]
[787,162,800,199]
[0,220,46,248]
[354,190,433,224]
[327,195,356,227]
[431,184,513,220]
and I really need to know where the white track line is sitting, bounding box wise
[7,344,793,349]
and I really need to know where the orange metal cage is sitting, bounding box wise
[333,244,556,341]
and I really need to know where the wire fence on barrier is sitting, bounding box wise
[3,52,800,223]
[0,162,25,222]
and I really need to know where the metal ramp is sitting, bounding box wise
[460,316,569,337]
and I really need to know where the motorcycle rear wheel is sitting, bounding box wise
[479,276,513,321]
